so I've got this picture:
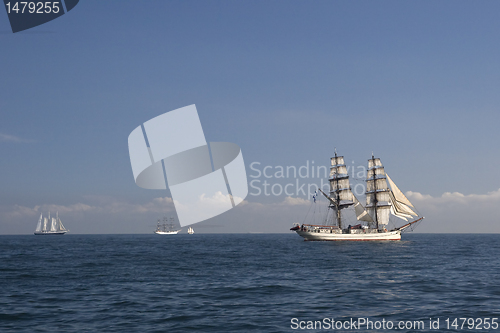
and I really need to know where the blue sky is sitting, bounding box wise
[2,1,500,233]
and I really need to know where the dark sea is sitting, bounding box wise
[1,234,499,332]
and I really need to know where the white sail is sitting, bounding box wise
[329,153,354,211]
[329,165,348,177]
[35,214,43,232]
[386,174,414,207]
[338,188,354,201]
[367,205,391,226]
[366,167,385,179]
[331,156,345,166]
[366,191,391,206]
[366,157,391,227]
[58,218,67,231]
[376,205,391,226]
[390,205,408,221]
[366,178,389,192]
[389,191,417,216]
[391,204,414,220]
[55,212,66,231]
[50,218,57,232]
[353,196,374,223]
[330,177,350,191]
[35,212,68,235]
[393,199,417,216]
[368,158,383,169]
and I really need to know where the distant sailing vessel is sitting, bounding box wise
[291,151,424,241]
[34,212,68,235]
[187,227,194,234]
[155,217,180,235]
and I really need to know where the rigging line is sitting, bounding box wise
[302,200,314,224]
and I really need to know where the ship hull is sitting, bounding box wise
[155,230,180,235]
[34,231,67,235]
[295,229,401,241]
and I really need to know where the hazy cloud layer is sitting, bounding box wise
[0,196,175,234]
[2,189,500,234]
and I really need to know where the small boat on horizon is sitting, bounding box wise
[187,227,194,234]
[34,212,68,235]
[291,151,423,241]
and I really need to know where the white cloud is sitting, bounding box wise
[281,196,310,206]
[0,132,33,143]
[406,189,500,233]
[407,188,500,205]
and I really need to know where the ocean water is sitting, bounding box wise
[0,233,499,332]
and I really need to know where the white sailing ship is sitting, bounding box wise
[34,212,68,235]
[291,152,423,241]
[187,227,194,234]
[155,217,180,235]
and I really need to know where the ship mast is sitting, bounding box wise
[329,149,354,229]
[371,154,379,229]
[366,154,391,231]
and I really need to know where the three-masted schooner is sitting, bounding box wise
[291,152,423,241]
[34,212,68,235]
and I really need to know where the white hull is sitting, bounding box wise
[296,229,401,241]
[155,230,180,235]
[34,231,67,235]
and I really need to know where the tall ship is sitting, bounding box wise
[291,151,423,241]
[155,217,180,235]
[187,227,194,234]
[34,212,68,235]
